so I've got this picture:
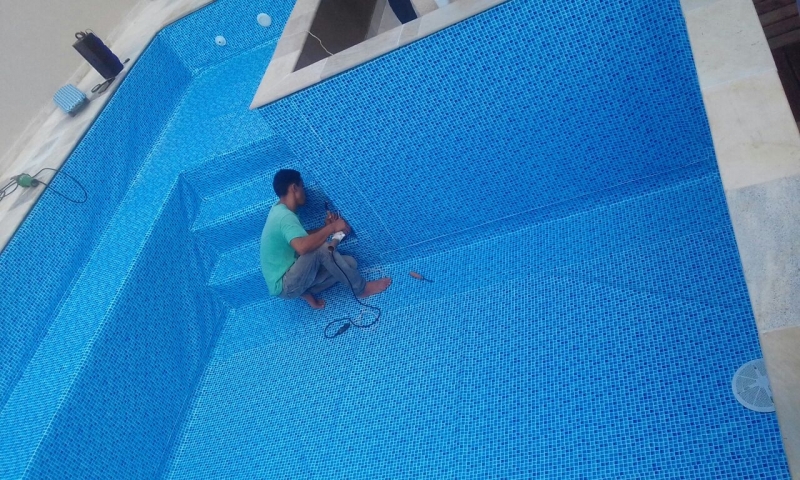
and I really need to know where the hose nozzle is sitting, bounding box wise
[328,231,345,252]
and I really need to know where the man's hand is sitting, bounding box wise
[292,217,351,256]
[308,213,350,236]
[324,211,339,226]
[331,217,351,235]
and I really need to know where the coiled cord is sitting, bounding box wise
[323,250,382,339]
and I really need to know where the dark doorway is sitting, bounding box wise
[755,0,800,123]
[295,0,380,71]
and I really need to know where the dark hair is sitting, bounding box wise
[273,169,302,197]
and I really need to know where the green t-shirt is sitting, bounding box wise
[260,203,308,296]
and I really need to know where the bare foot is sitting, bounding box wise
[358,278,392,299]
[301,294,326,310]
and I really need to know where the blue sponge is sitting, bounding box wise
[53,84,87,116]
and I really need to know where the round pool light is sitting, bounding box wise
[215,35,227,46]
[257,13,272,27]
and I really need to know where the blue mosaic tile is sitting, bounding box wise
[555,225,753,311]
[0,0,791,478]
[1,2,283,475]
[23,188,224,479]
[181,137,287,201]
[263,0,713,253]
[166,326,360,480]
[0,35,192,413]
[160,0,293,73]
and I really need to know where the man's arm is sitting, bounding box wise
[290,218,350,256]
[291,225,336,255]
[305,211,338,234]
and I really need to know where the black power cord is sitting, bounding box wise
[0,177,19,202]
[91,58,131,95]
[31,167,88,204]
[0,167,88,204]
[323,249,382,339]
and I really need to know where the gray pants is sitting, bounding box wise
[280,244,366,299]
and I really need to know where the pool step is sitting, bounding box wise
[207,239,265,307]
[182,136,301,255]
[191,174,275,253]
[192,177,335,254]
[208,162,731,311]
[181,137,292,201]
[222,167,737,312]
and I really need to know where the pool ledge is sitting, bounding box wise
[250,0,507,109]
[682,0,800,475]
[0,0,215,255]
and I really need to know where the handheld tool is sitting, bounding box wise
[325,201,346,251]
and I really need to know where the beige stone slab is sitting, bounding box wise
[252,49,303,107]
[682,0,800,466]
[701,69,800,191]
[398,19,422,47]
[725,174,800,332]
[367,0,388,38]
[378,1,403,35]
[288,0,321,21]
[159,0,215,28]
[269,48,303,79]
[320,28,402,80]
[760,327,800,477]
[411,0,439,16]
[683,0,775,89]
[252,0,507,108]
[273,31,308,59]
[680,0,723,13]
[259,58,328,105]
[418,0,502,37]
[282,11,316,39]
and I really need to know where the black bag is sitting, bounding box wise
[73,31,123,80]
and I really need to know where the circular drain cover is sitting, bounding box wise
[732,359,775,413]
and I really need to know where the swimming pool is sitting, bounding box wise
[0,0,790,478]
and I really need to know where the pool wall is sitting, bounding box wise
[259,0,715,264]
[21,181,226,479]
[0,36,192,412]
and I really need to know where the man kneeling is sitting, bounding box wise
[260,169,391,309]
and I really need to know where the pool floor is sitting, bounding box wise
[165,223,786,479]
[131,40,790,479]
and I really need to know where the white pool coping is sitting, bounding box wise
[250,0,507,109]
